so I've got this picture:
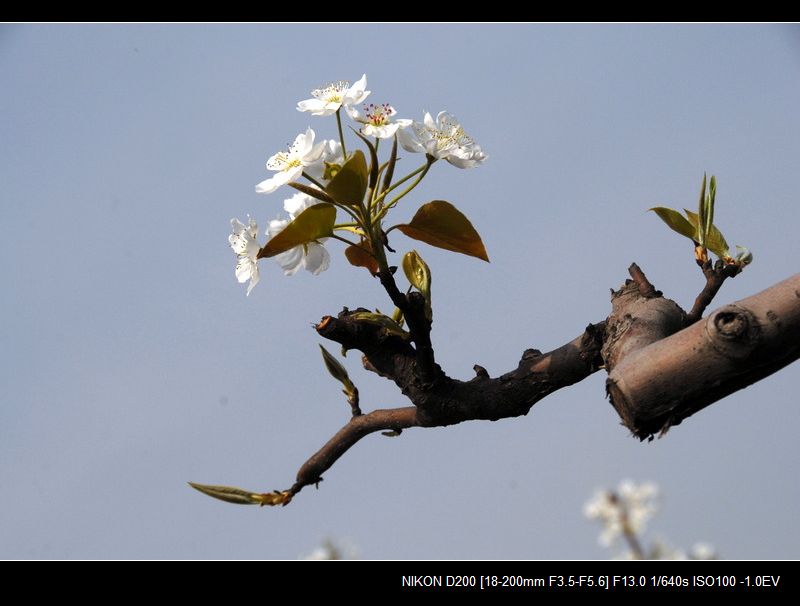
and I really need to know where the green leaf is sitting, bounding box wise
[649,207,696,241]
[402,250,431,295]
[288,181,335,204]
[395,200,489,262]
[259,203,336,258]
[705,175,716,239]
[683,208,699,231]
[325,150,368,207]
[188,482,262,505]
[188,482,292,507]
[381,135,398,194]
[403,250,432,320]
[349,311,411,340]
[351,129,379,191]
[318,344,357,400]
[391,307,404,328]
[684,209,729,258]
[705,224,730,259]
[697,173,708,247]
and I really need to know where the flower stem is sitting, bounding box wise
[621,514,645,560]
[301,172,326,191]
[373,158,433,210]
[376,159,433,221]
[329,233,359,248]
[329,233,374,258]
[336,109,347,159]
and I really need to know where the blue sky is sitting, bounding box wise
[1,24,799,559]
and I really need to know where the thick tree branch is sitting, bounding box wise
[601,264,685,373]
[607,273,800,439]
[254,268,799,505]
[287,317,606,496]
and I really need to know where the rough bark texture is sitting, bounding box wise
[278,266,799,501]
[607,273,800,439]
[601,264,686,373]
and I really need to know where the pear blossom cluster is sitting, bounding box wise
[584,480,659,548]
[584,480,716,560]
[300,538,359,560]
[228,73,487,295]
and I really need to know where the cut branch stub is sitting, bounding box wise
[601,264,685,373]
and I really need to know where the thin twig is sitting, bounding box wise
[378,268,436,383]
[686,260,740,324]
[288,406,419,497]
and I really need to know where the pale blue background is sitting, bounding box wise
[1,24,799,559]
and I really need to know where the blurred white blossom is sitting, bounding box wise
[690,542,717,560]
[584,480,658,548]
[585,480,716,560]
[301,538,359,560]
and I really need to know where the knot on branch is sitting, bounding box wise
[714,310,749,339]
[705,305,760,359]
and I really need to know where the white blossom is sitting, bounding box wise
[267,193,331,276]
[690,542,717,560]
[304,139,344,184]
[346,102,411,139]
[297,74,370,116]
[228,217,261,295]
[584,480,659,548]
[255,128,325,195]
[300,538,358,560]
[398,111,487,168]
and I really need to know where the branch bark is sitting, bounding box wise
[685,259,741,324]
[278,268,799,502]
[607,273,800,439]
[285,316,606,498]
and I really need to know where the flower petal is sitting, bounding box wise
[245,266,260,295]
[363,122,404,139]
[283,192,315,217]
[296,128,315,155]
[303,242,330,275]
[343,74,370,106]
[304,140,343,182]
[345,105,364,122]
[446,145,487,169]
[267,217,289,239]
[398,126,425,154]
[255,169,297,194]
[297,98,327,114]
[275,245,304,275]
